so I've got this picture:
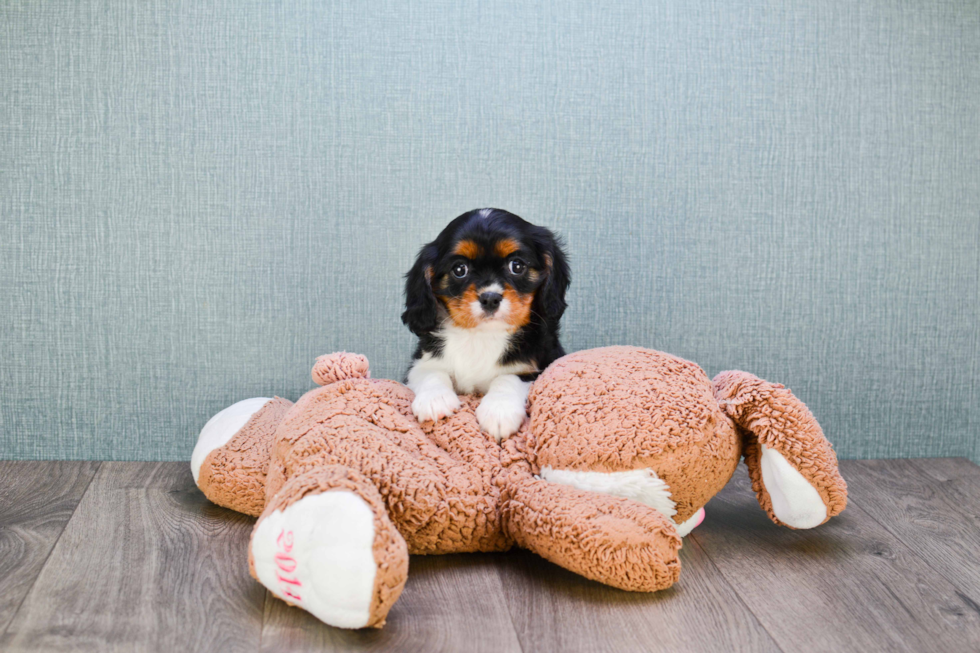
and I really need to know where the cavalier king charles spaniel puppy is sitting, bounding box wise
[402,208,570,441]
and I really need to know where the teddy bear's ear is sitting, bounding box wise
[312,352,371,386]
[713,371,848,529]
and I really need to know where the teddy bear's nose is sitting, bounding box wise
[478,291,503,313]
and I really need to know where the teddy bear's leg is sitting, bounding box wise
[502,474,682,592]
[249,464,408,629]
[713,371,848,529]
[191,396,293,517]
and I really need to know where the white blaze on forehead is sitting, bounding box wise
[478,283,504,294]
[540,467,678,520]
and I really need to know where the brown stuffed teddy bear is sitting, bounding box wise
[190,346,846,629]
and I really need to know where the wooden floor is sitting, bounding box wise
[1,459,980,652]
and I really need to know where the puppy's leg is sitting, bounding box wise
[477,374,531,441]
[407,364,461,422]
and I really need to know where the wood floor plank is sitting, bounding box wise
[5,458,980,651]
[0,461,100,635]
[689,463,980,652]
[260,553,522,653]
[496,542,781,652]
[910,457,980,492]
[841,459,980,607]
[0,462,265,653]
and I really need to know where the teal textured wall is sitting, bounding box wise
[2,1,978,461]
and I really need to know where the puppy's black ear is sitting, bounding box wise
[401,243,440,336]
[535,229,571,322]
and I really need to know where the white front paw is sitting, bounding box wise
[412,385,461,422]
[477,393,527,442]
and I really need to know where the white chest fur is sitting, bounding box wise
[413,324,534,394]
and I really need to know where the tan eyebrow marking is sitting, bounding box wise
[494,239,520,258]
[453,240,482,258]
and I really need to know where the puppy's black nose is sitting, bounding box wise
[478,291,503,313]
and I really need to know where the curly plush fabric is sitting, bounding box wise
[712,370,848,526]
[265,379,512,554]
[312,352,371,386]
[527,346,742,524]
[194,347,847,629]
[501,474,683,591]
[247,465,408,628]
[198,396,293,517]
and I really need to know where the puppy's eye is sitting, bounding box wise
[509,259,527,275]
[452,262,469,278]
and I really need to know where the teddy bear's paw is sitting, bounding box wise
[411,384,462,423]
[675,507,705,537]
[476,392,527,442]
[760,445,827,529]
[251,490,381,629]
[191,397,274,484]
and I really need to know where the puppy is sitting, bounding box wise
[402,208,570,441]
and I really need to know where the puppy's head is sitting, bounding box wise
[402,208,569,336]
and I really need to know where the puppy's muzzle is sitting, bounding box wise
[478,291,503,314]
